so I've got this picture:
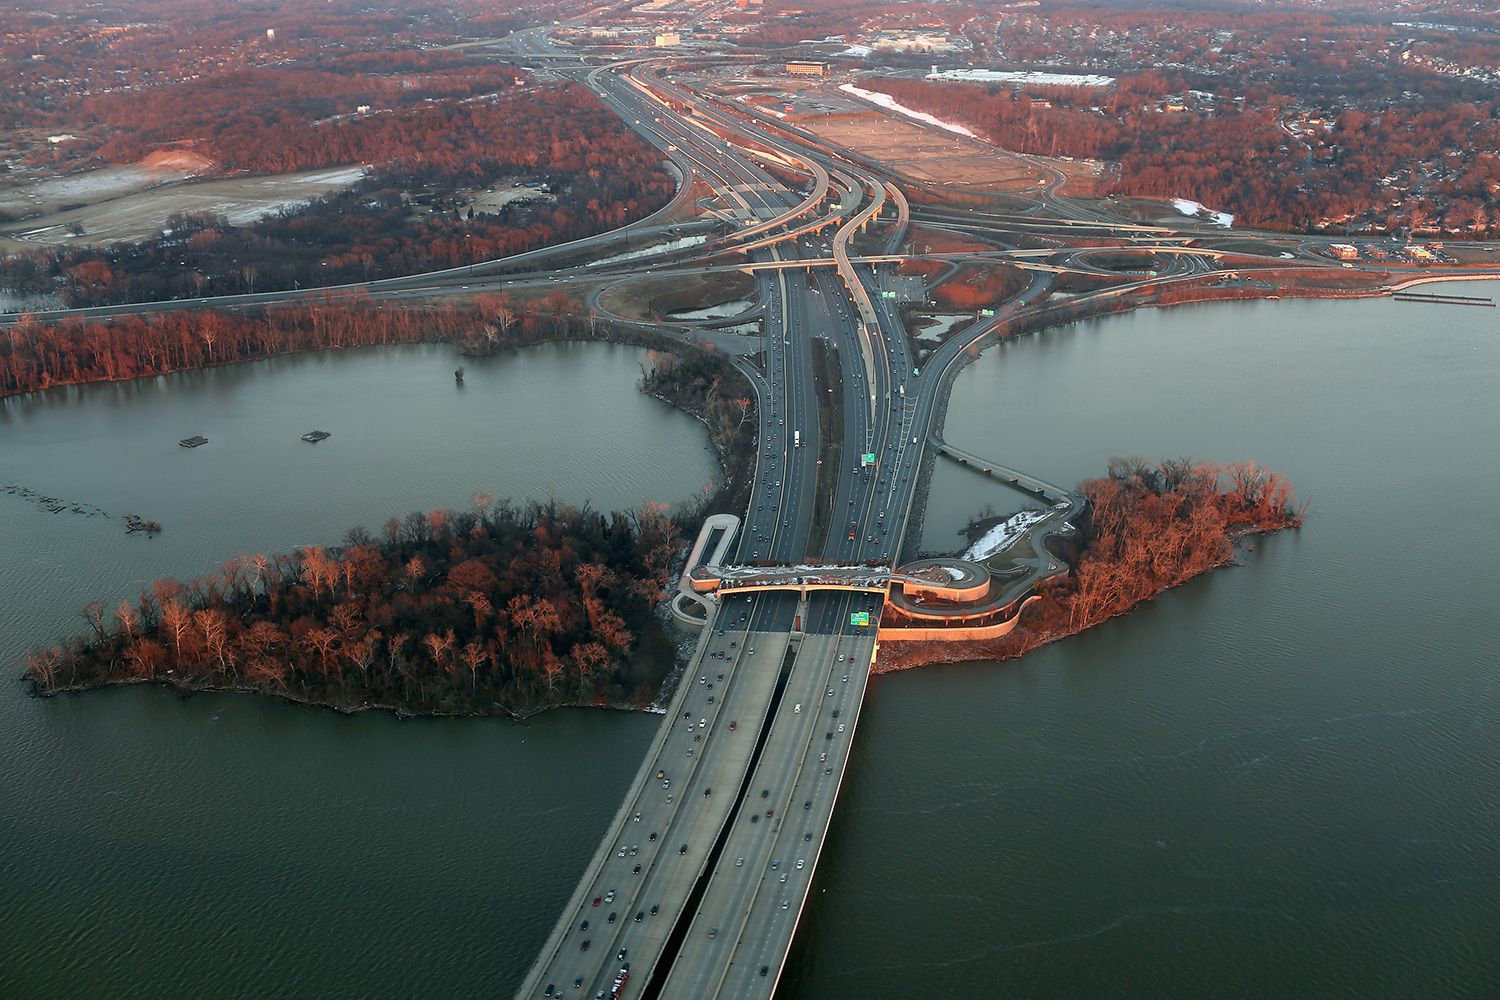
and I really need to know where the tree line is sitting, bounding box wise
[25,500,689,714]
[2,81,675,307]
[882,457,1304,670]
[18,315,762,715]
[859,76,1499,237]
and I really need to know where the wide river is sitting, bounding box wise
[4,288,1499,997]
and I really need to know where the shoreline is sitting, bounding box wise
[874,521,1296,674]
[23,672,656,723]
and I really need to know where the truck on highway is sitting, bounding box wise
[794,430,801,448]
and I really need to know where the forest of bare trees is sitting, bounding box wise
[879,458,1304,671]
[26,501,688,714]
[21,331,762,716]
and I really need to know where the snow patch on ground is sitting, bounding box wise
[587,234,709,267]
[838,83,978,139]
[963,508,1050,561]
[1172,197,1234,228]
[916,313,973,340]
[928,69,1115,87]
[839,45,874,58]
[670,300,754,321]
[943,566,966,580]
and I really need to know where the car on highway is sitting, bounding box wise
[797,859,806,870]
[679,843,688,855]
[592,896,601,907]
[604,889,615,903]
[608,911,616,923]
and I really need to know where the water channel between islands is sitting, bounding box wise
[3,285,1499,998]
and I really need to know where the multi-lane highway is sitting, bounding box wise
[12,21,1494,998]
[515,33,937,999]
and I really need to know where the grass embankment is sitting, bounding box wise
[597,270,755,322]
[807,336,844,554]
[877,458,1303,672]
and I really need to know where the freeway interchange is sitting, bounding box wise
[9,24,1497,1000]
[516,38,1064,1000]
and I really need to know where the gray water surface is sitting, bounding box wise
[4,289,1499,998]
[0,341,713,999]
[786,284,1500,998]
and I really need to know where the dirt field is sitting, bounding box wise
[598,270,755,321]
[0,165,367,251]
[738,78,1101,194]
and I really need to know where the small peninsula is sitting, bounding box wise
[24,457,1300,714]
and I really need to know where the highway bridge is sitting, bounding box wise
[11,20,1492,1000]
[514,33,1073,1000]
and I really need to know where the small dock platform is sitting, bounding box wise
[179,435,208,448]
[301,430,332,443]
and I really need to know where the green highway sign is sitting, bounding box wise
[850,611,871,626]
[861,452,876,465]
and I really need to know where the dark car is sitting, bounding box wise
[607,912,616,923]
[679,843,688,855]
[581,939,591,951]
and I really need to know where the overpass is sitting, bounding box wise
[515,40,1103,998]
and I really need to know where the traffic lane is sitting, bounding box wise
[572,624,792,994]
[530,616,764,991]
[666,615,875,996]
[724,637,874,997]
[661,628,848,994]
[738,638,876,995]
[520,610,751,996]
[524,611,787,996]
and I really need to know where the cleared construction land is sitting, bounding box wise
[0,165,367,251]
[733,79,1101,194]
